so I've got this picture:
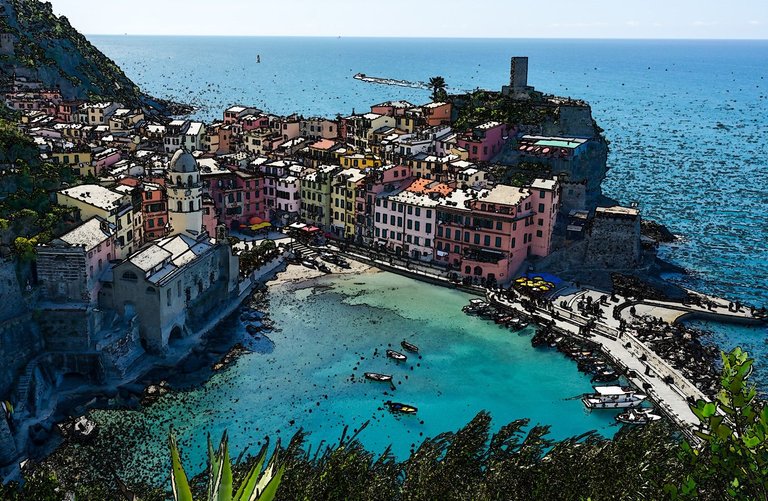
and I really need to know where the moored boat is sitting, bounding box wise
[386,349,407,361]
[401,340,419,353]
[364,372,393,382]
[615,408,663,424]
[385,401,418,414]
[582,385,646,409]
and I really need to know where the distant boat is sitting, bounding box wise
[400,340,419,353]
[256,54,261,63]
[364,372,393,382]
[385,401,417,414]
[386,349,407,362]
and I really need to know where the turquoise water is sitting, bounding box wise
[93,271,618,483]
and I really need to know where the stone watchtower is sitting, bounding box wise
[502,56,533,98]
[167,149,203,237]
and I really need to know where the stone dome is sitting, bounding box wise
[169,149,198,173]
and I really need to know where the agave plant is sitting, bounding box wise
[170,431,284,501]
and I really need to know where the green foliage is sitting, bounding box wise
[428,76,448,102]
[170,430,283,501]
[451,89,558,131]
[12,236,37,261]
[668,348,768,500]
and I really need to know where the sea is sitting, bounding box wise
[81,37,767,480]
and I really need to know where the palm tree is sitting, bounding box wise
[428,76,448,102]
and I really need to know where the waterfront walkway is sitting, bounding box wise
[487,291,705,437]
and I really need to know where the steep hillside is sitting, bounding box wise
[0,0,144,105]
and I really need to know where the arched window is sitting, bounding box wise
[122,271,138,281]
[176,176,182,186]
[187,175,193,186]
[197,280,203,294]
[177,201,182,212]
[474,266,483,276]
[189,201,195,212]
[146,286,156,294]
[464,266,471,274]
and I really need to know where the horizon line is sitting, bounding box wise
[83,33,768,41]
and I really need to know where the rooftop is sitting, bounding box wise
[58,217,115,250]
[59,184,126,211]
[480,184,530,207]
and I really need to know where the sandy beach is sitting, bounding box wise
[267,257,376,287]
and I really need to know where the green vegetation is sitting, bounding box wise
[451,89,558,131]
[1,0,143,105]
[668,347,768,499]
[4,348,766,500]
[170,431,284,501]
[0,118,79,256]
[428,76,448,102]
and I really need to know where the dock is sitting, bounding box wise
[487,291,705,437]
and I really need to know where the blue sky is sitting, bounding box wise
[50,0,767,39]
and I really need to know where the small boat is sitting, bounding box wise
[386,349,407,362]
[615,408,663,425]
[364,372,393,382]
[385,401,418,414]
[336,259,351,269]
[317,263,331,273]
[582,386,646,409]
[401,340,419,353]
[301,260,316,269]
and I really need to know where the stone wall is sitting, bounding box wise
[0,261,26,322]
[36,247,88,302]
[585,211,642,269]
[36,308,91,352]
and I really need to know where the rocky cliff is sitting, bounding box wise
[0,0,174,111]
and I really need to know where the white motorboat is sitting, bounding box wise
[582,385,646,409]
[616,407,663,424]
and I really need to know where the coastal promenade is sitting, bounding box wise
[487,291,705,437]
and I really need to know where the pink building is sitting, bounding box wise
[92,147,121,175]
[434,178,559,285]
[456,121,511,162]
[201,161,262,229]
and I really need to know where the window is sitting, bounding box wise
[511,237,516,248]
[474,234,480,245]
[146,286,156,294]
[540,190,546,198]
[464,232,470,243]
[538,218,544,226]
[122,271,138,281]
[495,237,502,248]
[484,235,491,246]
[425,238,431,247]
[177,201,183,212]
[537,230,543,238]
[496,221,502,230]
[415,221,420,231]
[415,207,421,217]
[539,203,545,213]
[426,223,432,233]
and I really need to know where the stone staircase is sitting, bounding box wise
[14,358,38,414]
[291,242,319,260]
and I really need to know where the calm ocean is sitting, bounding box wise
[82,37,768,478]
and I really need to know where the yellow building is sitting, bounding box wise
[300,165,339,229]
[340,153,382,169]
[330,168,366,239]
[50,150,93,177]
